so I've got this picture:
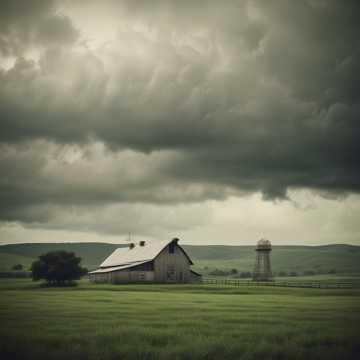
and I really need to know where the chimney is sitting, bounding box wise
[129,243,135,249]
[172,237,179,244]
[139,241,146,247]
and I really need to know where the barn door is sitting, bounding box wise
[166,265,176,282]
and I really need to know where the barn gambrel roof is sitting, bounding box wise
[89,238,193,274]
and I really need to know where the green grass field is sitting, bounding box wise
[0,279,359,360]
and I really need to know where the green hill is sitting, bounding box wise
[0,243,125,271]
[0,242,359,275]
[186,244,360,274]
[0,253,34,271]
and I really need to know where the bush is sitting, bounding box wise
[12,264,23,271]
[31,251,87,286]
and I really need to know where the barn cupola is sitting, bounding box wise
[169,238,179,253]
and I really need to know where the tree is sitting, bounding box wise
[12,264,23,271]
[31,251,87,286]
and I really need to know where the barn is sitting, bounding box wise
[89,238,201,283]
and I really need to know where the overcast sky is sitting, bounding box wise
[0,0,359,246]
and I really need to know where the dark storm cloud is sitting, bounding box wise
[0,141,230,226]
[0,0,360,230]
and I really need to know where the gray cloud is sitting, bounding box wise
[0,141,232,226]
[0,0,360,234]
[0,0,79,57]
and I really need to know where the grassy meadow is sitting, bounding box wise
[0,279,359,360]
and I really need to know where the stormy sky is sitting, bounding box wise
[1,0,360,246]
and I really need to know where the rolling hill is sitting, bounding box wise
[0,242,359,274]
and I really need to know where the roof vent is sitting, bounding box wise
[129,243,135,249]
[139,241,146,247]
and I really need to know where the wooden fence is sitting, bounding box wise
[202,278,358,289]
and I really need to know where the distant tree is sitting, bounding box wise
[12,264,23,271]
[209,269,229,276]
[303,270,316,276]
[278,271,288,277]
[328,268,337,274]
[230,268,238,275]
[289,271,298,277]
[31,251,87,286]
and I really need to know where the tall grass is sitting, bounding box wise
[0,279,359,359]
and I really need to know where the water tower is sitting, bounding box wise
[253,239,273,281]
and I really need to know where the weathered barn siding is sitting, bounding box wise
[154,243,191,282]
[91,273,108,283]
[90,270,155,283]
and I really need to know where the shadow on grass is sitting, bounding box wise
[38,281,79,288]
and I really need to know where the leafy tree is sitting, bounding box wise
[31,251,87,286]
[230,268,238,275]
[12,264,23,271]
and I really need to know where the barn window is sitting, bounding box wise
[169,241,175,254]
